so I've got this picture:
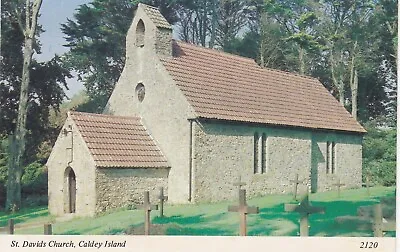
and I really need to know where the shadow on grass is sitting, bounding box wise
[153,213,235,235]
[0,207,48,227]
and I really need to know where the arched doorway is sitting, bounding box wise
[64,167,76,213]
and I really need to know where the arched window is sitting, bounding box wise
[136,19,145,47]
[136,83,145,102]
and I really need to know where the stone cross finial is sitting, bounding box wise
[158,187,168,218]
[333,178,345,198]
[138,191,158,235]
[284,193,325,236]
[228,189,259,236]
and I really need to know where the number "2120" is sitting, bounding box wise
[360,242,378,248]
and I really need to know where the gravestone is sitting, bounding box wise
[44,223,52,235]
[228,189,259,236]
[362,174,371,196]
[290,173,305,200]
[284,193,325,236]
[8,219,14,234]
[158,187,168,218]
[138,191,158,235]
[333,178,345,198]
[373,204,395,237]
[233,175,246,191]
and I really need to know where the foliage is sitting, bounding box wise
[0,138,47,208]
[362,123,396,186]
[61,0,179,105]
[21,162,47,195]
[0,0,71,162]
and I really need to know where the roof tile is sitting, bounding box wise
[69,111,170,168]
[162,41,366,133]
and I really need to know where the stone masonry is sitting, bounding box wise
[95,168,168,212]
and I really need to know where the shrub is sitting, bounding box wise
[21,162,48,195]
[362,123,396,186]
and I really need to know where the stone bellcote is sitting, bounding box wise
[131,3,173,57]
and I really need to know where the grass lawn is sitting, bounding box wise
[0,186,395,236]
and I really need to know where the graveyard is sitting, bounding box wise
[0,185,395,237]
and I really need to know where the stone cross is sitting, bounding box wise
[228,189,259,236]
[233,175,246,191]
[373,203,395,237]
[138,191,158,235]
[333,178,345,198]
[290,173,305,200]
[284,193,325,236]
[158,187,168,218]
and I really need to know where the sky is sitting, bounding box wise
[37,0,91,98]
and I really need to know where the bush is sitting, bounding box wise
[21,162,48,195]
[362,123,396,186]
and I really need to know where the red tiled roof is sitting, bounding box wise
[161,41,366,133]
[69,111,169,168]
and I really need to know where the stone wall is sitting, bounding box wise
[311,132,363,192]
[156,28,172,57]
[95,168,169,213]
[47,117,97,217]
[104,6,196,203]
[192,120,363,202]
[192,121,312,202]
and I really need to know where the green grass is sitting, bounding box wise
[0,206,51,227]
[0,186,395,236]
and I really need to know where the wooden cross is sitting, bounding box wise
[158,187,168,218]
[138,191,158,235]
[333,178,345,198]
[362,174,371,196]
[372,204,395,237]
[290,173,305,200]
[44,223,52,235]
[8,219,14,234]
[284,193,325,236]
[228,189,259,236]
[233,175,246,191]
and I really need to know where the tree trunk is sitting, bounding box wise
[338,78,345,105]
[349,41,358,119]
[6,0,43,212]
[259,11,266,68]
[351,70,358,119]
[299,47,305,75]
[209,0,217,48]
[6,136,21,212]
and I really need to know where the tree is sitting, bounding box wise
[1,0,70,211]
[5,0,43,211]
[176,0,213,46]
[215,0,254,50]
[264,0,321,75]
[62,0,178,110]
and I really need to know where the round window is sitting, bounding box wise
[135,83,145,102]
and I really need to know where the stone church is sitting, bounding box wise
[47,3,366,217]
